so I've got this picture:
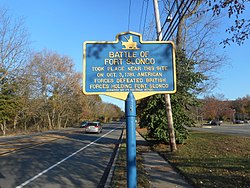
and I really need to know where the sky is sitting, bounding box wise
[1,0,249,110]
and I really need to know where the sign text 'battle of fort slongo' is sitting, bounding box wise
[83,31,176,100]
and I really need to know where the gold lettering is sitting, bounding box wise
[126,58,155,65]
[134,84,147,89]
[156,66,168,71]
[137,72,163,77]
[111,84,132,89]
[104,58,123,65]
[149,84,169,89]
[107,66,124,71]
[109,52,114,58]
[92,67,104,71]
[128,66,141,71]
[145,78,167,83]
[106,73,117,77]
[116,78,143,83]
[124,72,135,77]
[89,84,109,89]
[94,78,114,83]
[139,51,149,57]
[144,66,154,71]
[108,51,137,58]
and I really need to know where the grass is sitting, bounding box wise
[111,129,250,187]
[152,131,250,188]
[110,138,150,188]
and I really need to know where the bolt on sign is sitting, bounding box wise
[83,31,176,100]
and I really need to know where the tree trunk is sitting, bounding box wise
[176,18,185,49]
[165,94,177,151]
[32,116,39,131]
[52,107,55,129]
[64,117,68,128]
[57,115,61,129]
[24,121,27,132]
[13,114,18,130]
[1,120,6,136]
[176,0,202,49]
[47,112,52,130]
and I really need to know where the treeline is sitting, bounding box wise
[0,9,124,136]
[196,95,250,122]
[137,0,250,146]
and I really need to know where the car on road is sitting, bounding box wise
[235,120,244,124]
[80,121,88,128]
[210,120,221,126]
[85,122,102,134]
[244,120,250,124]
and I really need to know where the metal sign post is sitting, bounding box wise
[83,31,176,188]
[125,92,137,188]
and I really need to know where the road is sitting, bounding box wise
[0,122,124,188]
[190,124,250,137]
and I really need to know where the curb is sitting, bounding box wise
[104,124,125,188]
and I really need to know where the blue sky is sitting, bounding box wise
[1,0,249,110]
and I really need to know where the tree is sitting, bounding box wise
[0,8,117,135]
[138,49,205,144]
[200,94,232,121]
[0,8,30,135]
[102,103,124,122]
[232,95,250,120]
[0,8,30,89]
[0,75,21,135]
[25,49,82,130]
[206,0,250,46]
[139,0,227,148]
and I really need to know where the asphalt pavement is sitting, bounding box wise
[190,124,250,137]
[0,124,124,188]
[2,123,247,188]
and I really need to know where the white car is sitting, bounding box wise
[85,122,102,134]
[235,120,244,124]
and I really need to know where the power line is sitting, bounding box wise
[140,0,164,40]
[139,0,145,33]
[142,0,149,36]
[160,0,176,32]
[162,0,186,40]
[165,0,195,40]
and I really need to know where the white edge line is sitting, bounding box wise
[16,128,118,188]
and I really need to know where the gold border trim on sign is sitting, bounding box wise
[82,31,176,101]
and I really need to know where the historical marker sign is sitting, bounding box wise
[83,31,176,100]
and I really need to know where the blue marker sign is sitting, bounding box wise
[83,31,176,100]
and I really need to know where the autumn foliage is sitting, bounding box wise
[198,95,250,122]
[0,9,124,136]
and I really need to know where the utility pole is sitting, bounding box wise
[153,0,177,151]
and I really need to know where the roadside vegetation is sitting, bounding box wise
[137,0,250,148]
[0,8,124,137]
[110,138,150,188]
[137,128,250,188]
[167,131,250,187]
[196,95,250,124]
